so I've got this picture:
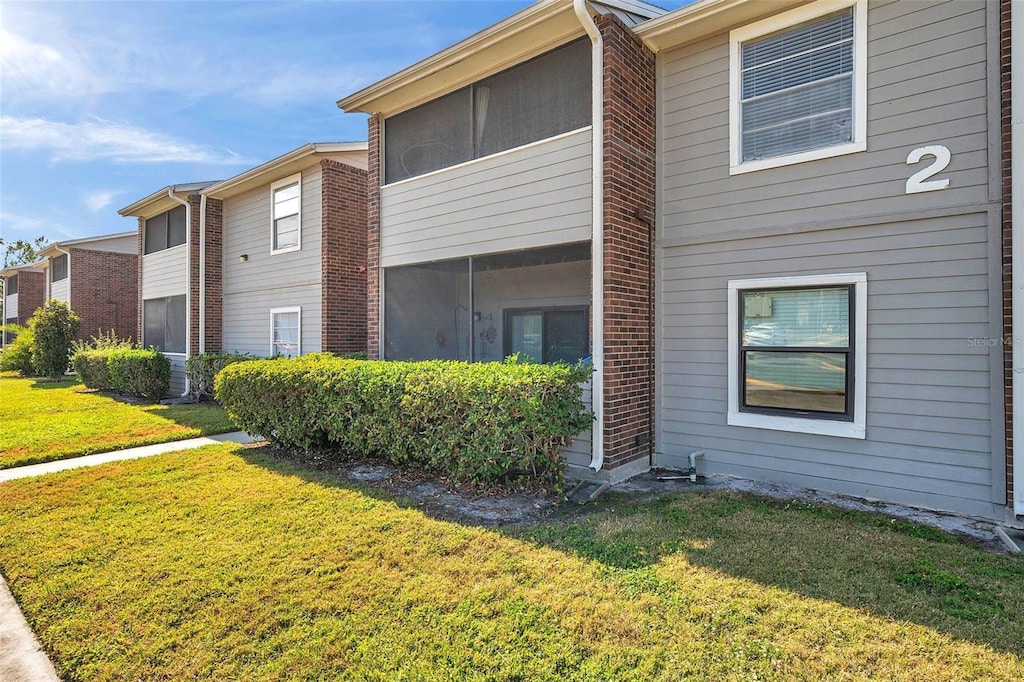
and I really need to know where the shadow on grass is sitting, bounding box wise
[235,444,1024,659]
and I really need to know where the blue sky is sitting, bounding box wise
[0,0,690,246]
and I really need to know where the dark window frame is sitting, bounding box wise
[737,283,855,422]
[50,254,68,282]
[5,275,17,295]
[143,295,187,353]
[503,305,590,365]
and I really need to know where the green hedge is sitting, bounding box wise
[107,349,170,399]
[0,327,34,376]
[215,357,592,486]
[185,352,256,400]
[72,349,115,390]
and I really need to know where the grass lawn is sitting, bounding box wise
[0,444,1021,680]
[0,374,237,470]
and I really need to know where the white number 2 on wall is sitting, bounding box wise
[905,145,951,194]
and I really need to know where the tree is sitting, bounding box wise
[0,236,48,320]
[29,300,80,380]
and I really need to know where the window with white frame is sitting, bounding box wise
[271,307,301,358]
[730,0,866,174]
[271,174,301,254]
[728,273,866,439]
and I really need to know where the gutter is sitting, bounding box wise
[1013,0,1023,517]
[167,189,192,397]
[199,194,207,355]
[574,0,605,473]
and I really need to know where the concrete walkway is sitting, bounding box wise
[0,431,258,483]
[0,431,259,680]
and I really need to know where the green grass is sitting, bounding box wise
[0,374,237,469]
[0,445,1021,680]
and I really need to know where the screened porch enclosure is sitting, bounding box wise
[383,243,592,364]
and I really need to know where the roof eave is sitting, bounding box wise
[118,182,219,218]
[202,142,369,199]
[635,0,813,51]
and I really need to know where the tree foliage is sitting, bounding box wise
[0,236,48,319]
[29,300,81,380]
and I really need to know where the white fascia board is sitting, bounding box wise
[118,182,219,217]
[635,0,814,52]
[203,142,369,200]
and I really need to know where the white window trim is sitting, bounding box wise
[728,0,867,175]
[270,173,302,255]
[270,306,302,358]
[727,272,867,439]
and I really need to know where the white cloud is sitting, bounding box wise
[0,27,109,101]
[0,116,254,165]
[84,191,118,212]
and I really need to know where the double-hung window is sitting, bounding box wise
[271,307,301,358]
[730,0,866,174]
[728,273,866,439]
[6,275,17,295]
[271,174,301,254]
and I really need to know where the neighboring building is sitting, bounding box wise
[34,232,139,342]
[201,143,369,360]
[339,0,1021,524]
[0,261,46,347]
[118,144,368,395]
[119,182,219,395]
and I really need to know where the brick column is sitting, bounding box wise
[14,271,45,324]
[1001,0,1013,506]
[367,115,383,359]
[597,14,657,472]
[321,159,369,353]
[204,198,224,353]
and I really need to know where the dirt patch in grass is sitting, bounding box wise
[251,444,562,528]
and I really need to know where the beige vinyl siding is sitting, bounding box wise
[5,293,17,319]
[141,245,187,299]
[49,279,69,304]
[379,129,593,268]
[221,168,323,355]
[658,0,990,242]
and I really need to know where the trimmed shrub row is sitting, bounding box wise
[185,352,256,400]
[73,348,170,399]
[215,356,592,486]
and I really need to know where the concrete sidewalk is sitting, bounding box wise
[0,431,259,483]
[0,431,260,680]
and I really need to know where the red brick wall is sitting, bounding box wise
[321,159,369,353]
[597,14,657,472]
[1001,0,1013,506]
[367,115,382,359]
[136,219,144,342]
[69,248,139,342]
[13,271,45,325]
[204,198,223,353]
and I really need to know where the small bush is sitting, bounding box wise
[108,349,171,399]
[71,331,137,390]
[72,350,115,390]
[29,300,80,380]
[216,356,592,487]
[0,326,34,376]
[185,352,257,400]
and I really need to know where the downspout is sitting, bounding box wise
[167,189,192,397]
[199,194,207,355]
[575,0,605,473]
[1013,0,1023,516]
